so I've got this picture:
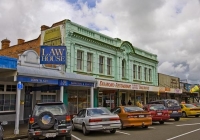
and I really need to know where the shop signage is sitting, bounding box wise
[59,80,94,87]
[159,87,165,92]
[40,46,66,64]
[97,80,159,91]
[17,76,58,85]
[0,56,17,69]
[98,80,132,90]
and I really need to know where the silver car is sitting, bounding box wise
[72,107,121,135]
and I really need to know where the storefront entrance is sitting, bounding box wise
[98,91,117,111]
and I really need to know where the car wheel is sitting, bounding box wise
[37,111,55,129]
[142,126,148,129]
[72,122,76,131]
[82,124,89,135]
[182,112,187,118]
[119,120,124,130]
[159,121,164,124]
[174,117,180,121]
[195,115,199,117]
[110,129,116,134]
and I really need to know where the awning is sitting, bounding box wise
[17,65,96,83]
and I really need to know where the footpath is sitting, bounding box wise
[3,124,28,140]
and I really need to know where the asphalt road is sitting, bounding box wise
[22,117,200,140]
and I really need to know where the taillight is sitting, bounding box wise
[29,117,34,124]
[178,109,181,112]
[110,117,120,121]
[66,115,71,122]
[127,115,138,118]
[89,118,102,122]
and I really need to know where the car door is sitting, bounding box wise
[73,110,83,129]
[76,109,86,130]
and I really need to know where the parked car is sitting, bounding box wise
[72,107,121,135]
[192,103,200,107]
[27,102,72,140]
[143,104,170,124]
[111,106,152,129]
[180,103,200,117]
[0,121,8,140]
[148,99,182,121]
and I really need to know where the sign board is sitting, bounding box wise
[17,82,23,90]
[17,76,58,85]
[59,80,94,87]
[40,46,66,64]
[40,25,64,46]
[0,56,17,69]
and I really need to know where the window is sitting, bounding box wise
[122,59,126,77]
[107,58,112,75]
[6,85,16,92]
[0,85,4,91]
[99,56,104,73]
[149,69,152,81]
[138,66,141,80]
[133,65,137,79]
[77,50,83,70]
[0,94,16,111]
[41,95,56,102]
[144,67,147,81]
[87,53,92,72]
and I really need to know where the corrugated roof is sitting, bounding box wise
[17,65,96,83]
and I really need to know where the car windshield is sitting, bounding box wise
[150,105,166,111]
[33,104,67,116]
[166,100,179,107]
[87,108,111,116]
[124,107,144,112]
[185,104,196,108]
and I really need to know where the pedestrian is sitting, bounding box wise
[128,100,132,105]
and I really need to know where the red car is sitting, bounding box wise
[143,104,170,124]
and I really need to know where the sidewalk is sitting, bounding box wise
[3,124,28,140]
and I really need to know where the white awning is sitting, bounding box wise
[17,65,96,83]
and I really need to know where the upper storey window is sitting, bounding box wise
[122,59,126,78]
[99,56,104,74]
[87,53,92,72]
[107,58,112,75]
[77,50,83,70]
[138,66,141,80]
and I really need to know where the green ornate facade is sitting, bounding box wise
[64,19,158,85]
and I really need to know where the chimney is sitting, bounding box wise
[41,25,50,31]
[1,39,10,49]
[18,39,25,45]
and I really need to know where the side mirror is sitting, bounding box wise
[1,121,8,125]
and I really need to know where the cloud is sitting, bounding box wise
[0,0,200,84]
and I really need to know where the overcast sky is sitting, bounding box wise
[0,0,200,84]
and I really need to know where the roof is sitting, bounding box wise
[17,65,96,83]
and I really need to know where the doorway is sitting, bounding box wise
[24,91,32,123]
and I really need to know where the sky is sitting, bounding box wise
[0,0,200,84]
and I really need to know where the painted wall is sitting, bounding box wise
[64,20,158,86]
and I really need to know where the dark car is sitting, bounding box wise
[143,104,170,124]
[28,102,72,140]
[0,121,7,140]
[148,99,182,121]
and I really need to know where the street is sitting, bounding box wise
[21,117,200,140]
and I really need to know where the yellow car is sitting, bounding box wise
[180,104,200,117]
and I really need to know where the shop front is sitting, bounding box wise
[97,80,159,109]
[58,79,96,115]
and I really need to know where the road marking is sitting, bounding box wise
[164,122,174,124]
[72,134,82,140]
[116,131,131,135]
[166,128,200,140]
[148,127,155,129]
[176,123,200,126]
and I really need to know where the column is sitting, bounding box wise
[14,81,22,134]
[90,87,94,108]
[147,91,149,103]
[144,92,147,104]
[134,90,136,105]
[60,86,64,102]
